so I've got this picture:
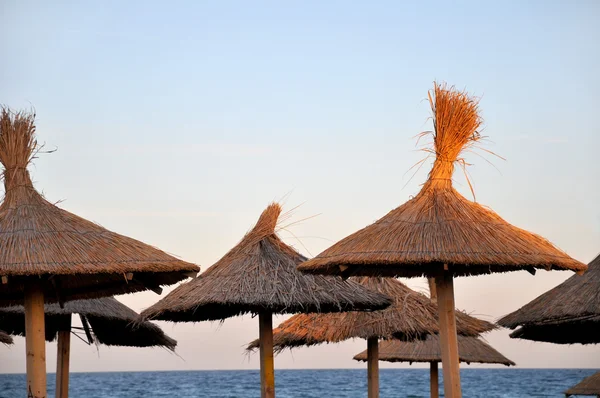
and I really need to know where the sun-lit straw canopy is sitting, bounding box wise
[498,253,600,345]
[246,277,495,351]
[353,335,515,366]
[142,204,391,322]
[0,329,12,345]
[0,108,199,304]
[564,371,600,397]
[0,297,176,350]
[298,84,586,279]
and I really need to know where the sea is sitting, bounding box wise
[0,369,597,397]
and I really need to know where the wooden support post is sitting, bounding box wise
[24,282,47,398]
[427,278,437,303]
[430,362,439,398]
[259,312,275,398]
[435,272,462,398]
[56,315,72,398]
[367,337,379,398]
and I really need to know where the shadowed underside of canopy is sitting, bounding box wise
[0,297,176,350]
[297,84,585,279]
[246,277,496,351]
[508,317,600,345]
[142,204,391,322]
[0,108,199,304]
[564,371,600,397]
[353,335,515,366]
[499,254,600,341]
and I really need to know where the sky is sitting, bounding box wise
[1,0,599,373]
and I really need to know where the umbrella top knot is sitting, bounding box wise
[0,108,37,191]
[423,82,483,189]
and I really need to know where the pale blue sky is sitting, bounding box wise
[1,1,599,372]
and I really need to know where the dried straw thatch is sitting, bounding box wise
[564,371,600,397]
[353,335,515,366]
[0,297,176,350]
[0,108,199,304]
[246,277,495,351]
[298,83,585,278]
[498,254,600,344]
[507,318,600,345]
[142,204,391,322]
[0,329,12,345]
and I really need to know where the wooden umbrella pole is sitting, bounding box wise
[367,337,379,398]
[56,315,72,398]
[259,311,275,398]
[435,271,462,398]
[430,362,439,398]
[24,282,47,398]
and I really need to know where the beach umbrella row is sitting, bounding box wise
[142,203,392,398]
[246,277,496,398]
[0,297,176,398]
[296,83,587,397]
[353,335,515,398]
[0,108,199,398]
[1,81,592,398]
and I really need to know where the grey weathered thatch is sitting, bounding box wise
[297,84,585,279]
[499,253,600,344]
[0,297,176,350]
[0,108,199,304]
[353,335,515,366]
[507,318,600,345]
[564,371,600,397]
[142,204,391,322]
[0,329,12,345]
[246,277,496,351]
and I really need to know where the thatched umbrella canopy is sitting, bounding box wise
[0,108,198,398]
[353,335,515,366]
[297,83,586,397]
[0,329,12,345]
[246,277,495,398]
[142,203,391,398]
[0,297,175,398]
[564,371,600,397]
[247,278,494,350]
[507,317,600,345]
[499,253,600,345]
[0,297,176,349]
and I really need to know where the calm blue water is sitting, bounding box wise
[0,369,597,397]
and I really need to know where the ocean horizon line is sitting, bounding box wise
[1,367,598,375]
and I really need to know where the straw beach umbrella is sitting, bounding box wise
[499,253,600,345]
[353,335,515,398]
[564,371,600,397]
[142,203,391,398]
[0,297,176,398]
[353,334,515,365]
[246,277,495,398]
[0,329,13,345]
[0,108,199,397]
[297,83,586,397]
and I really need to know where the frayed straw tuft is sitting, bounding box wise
[0,107,37,189]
